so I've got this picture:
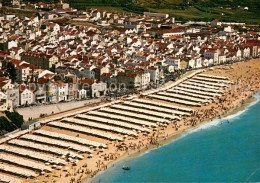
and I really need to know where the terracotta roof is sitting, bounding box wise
[79,78,96,85]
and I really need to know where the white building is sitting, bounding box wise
[57,81,68,102]
[0,91,13,111]
[91,82,107,98]
[146,66,160,83]
[78,89,87,99]
[144,12,169,18]
[165,57,181,69]
[20,88,34,106]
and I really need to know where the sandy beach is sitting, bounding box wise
[85,93,259,183]
[1,59,259,183]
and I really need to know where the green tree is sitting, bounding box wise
[6,62,17,83]
[0,116,16,132]
[5,111,24,128]
[54,75,63,81]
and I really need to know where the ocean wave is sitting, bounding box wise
[181,90,260,137]
[140,91,260,151]
[88,91,260,183]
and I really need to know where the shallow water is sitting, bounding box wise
[91,92,260,183]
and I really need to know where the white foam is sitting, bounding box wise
[139,91,260,150]
[88,92,260,183]
[181,91,260,137]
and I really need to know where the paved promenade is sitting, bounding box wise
[16,98,102,121]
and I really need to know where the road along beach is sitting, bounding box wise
[0,59,259,183]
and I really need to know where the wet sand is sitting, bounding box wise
[85,90,259,183]
[21,59,260,183]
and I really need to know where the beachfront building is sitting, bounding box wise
[46,81,58,103]
[180,58,189,70]
[0,8,258,110]
[34,85,46,104]
[57,81,68,102]
[117,70,150,91]
[19,87,34,106]
[0,4,259,181]
[146,66,160,83]
[91,82,107,98]
[0,91,12,111]
[165,57,181,69]
[218,55,227,64]
[0,78,18,110]
[138,71,151,90]
[241,47,251,58]
[204,50,219,64]
[78,88,87,99]
[67,82,78,101]
[6,87,20,108]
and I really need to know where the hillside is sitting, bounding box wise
[66,0,260,11]
[134,0,260,10]
[2,0,260,24]
[3,0,260,10]
[75,0,260,24]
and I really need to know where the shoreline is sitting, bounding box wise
[86,89,260,183]
[38,59,260,183]
[2,59,259,183]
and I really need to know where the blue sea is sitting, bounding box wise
[91,91,260,183]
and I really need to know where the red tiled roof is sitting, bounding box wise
[79,78,96,85]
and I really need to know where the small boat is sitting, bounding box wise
[122,166,130,171]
